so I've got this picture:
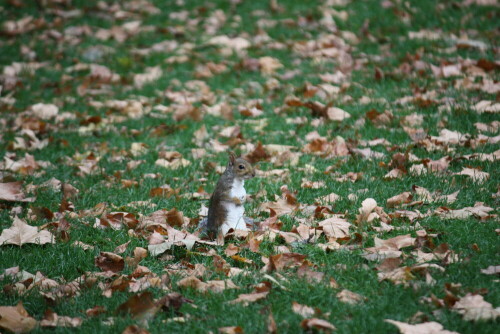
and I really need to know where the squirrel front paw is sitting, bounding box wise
[231,196,243,205]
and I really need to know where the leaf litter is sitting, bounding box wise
[0,0,498,333]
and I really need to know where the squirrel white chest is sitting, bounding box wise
[229,179,246,202]
[221,179,247,234]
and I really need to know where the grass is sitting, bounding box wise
[0,0,498,333]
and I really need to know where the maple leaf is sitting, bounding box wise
[318,217,351,239]
[95,252,125,273]
[452,293,500,321]
[40,309,82,328]
[228,290,269,306]
[385,320,458,334]
[481,265,500,275]
[336,289,365,305]
[386,192,413,208]
[292,301,315,318]
[355,198,379,225]
[218,326,244,334]
[0,182,35,202]
[0,217,55,246]
[454,167,489,184]
[116,291,159,321]
[300,318,336,332]
[0,302,37,333]
[434,202,493,220]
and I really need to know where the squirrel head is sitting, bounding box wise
[227,152,256,180]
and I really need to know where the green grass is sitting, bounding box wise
[0,0,499,333]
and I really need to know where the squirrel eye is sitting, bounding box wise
[238,165,245,169]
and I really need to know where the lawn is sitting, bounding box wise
[0,0,498,333]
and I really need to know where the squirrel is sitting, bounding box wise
[206,152,256,240]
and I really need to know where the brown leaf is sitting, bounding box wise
[263,253,307,272]
[122,325,150,334]
[0,182,35,202]
[336,289,365,305]
[218,326,244,334]
[300,318,336,332]
[355,198,379,225]
[452,293,500,321]
[40,309,82,328]
[0,302,37,333]
[85,306,106,317]
[385,320,458,334]
[116,292,159,320]
[267,311,277,334]
[297,261,324,283]
[248,237,262,253]
[318,217,351,239]
[454,167,489,184]
[481,265,500,275]
[114,241,131,254]
[166,208,186,227]
[156,292,192,313]
[0,217,55,246]
[228,291,269,306]
[224,244,240,256]
[387,192,413,208]
[244,142,270,163]
[95,252,125,272]
[292,301,315,318]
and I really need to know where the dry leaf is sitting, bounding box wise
[387,192,413,208]
[356,198,379,225]
[385,320,459,334]
[218,326,244,334]
[292,301,315,318]
[0,182,35,202]
[318,217,351,239]
[300,318,336,331]
[336,289,365,305]
[116,291,159,320]
[0,217,55,246]
[481,265,500,275]
[452,293,500,321]
[0,302,37,333]
[95,252,125,272]
[454,167,489,184]
[228,291,269,306]
[40,309,82,328]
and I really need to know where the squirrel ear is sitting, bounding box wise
[228,151,236,165]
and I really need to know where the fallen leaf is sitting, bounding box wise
[356,198,379,225]
[300,318,336,331]
[336,289,365,305]
[95,252,125,272]
[292,301,315,318]
[481,265,500,275]
[0,302,37,333]
[0,182,35,202]
[318,217,351,239]
[122,324,150,334]
[0,216,55,246]
[387,192,413,208]
[452,293,500,321]
[454,167,489,184]
[385,319,459,334]
[116,291,159,320]
[218,326,244,334]
[40,309,82,328]
[228,291,269,306]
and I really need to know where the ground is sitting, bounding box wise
[0,0,499,333]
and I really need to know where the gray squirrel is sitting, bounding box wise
[202,152,256,240]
